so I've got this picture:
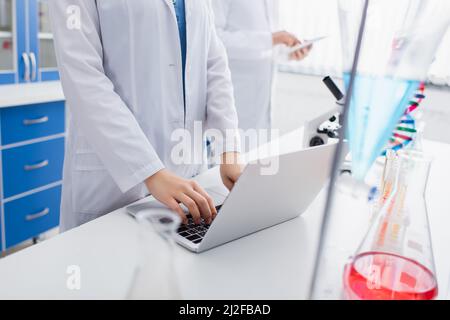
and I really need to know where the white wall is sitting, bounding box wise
[278,0,450,86]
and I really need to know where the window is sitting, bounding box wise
[278,0,450,86]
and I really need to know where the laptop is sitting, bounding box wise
[127,143,336,253]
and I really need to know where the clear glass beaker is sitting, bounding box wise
[127,210,182,300]
[343,150,437,300]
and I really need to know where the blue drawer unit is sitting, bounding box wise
[4,186,61,249]
[2,137,65,198]
[0,100,65,252]
[0,97,65,252]
[0,101,65,145]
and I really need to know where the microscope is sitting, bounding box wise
[302,76,353,175]
[303,76,345,148]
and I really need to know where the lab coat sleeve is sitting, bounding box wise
[205,1,241,154]
[48,0,164,193]
[211,0,273,60]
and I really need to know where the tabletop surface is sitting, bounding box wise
[0,128,448,300]
[0,81,64,108]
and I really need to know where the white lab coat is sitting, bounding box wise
[212,0,279,132]
[49,0,239,231]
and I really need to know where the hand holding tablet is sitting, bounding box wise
[287,35,328,54]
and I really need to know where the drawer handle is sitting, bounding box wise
[22,53,31,82]
[25,208,50,222]
[29,52,37,82]
[24,160,49,171]
[23,116,49,126]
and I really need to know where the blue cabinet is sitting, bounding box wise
[0,101,65,251]
[0,0,59,85]
[3,138,64,198]
[1,101,65,145]
[4,185,61,248]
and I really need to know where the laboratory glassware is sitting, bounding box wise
[344,150,437,300]
[309,0,450,299]
[368,150,398,221]
[127,210,182,300]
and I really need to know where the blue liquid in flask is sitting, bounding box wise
[344,73,419,180]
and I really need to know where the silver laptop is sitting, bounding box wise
[127,143,336,253]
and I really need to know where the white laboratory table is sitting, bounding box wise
[0,128,448,300]
[0,81,64,108]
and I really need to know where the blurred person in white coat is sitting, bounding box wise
[212,0,310,134]
[49,0,242,231]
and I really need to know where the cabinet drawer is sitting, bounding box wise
[2,138,65,198]
[4,186,61,249]
[1,101,65,145]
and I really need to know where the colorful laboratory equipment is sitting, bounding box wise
[383,83,426,155]
[310,0,450,300]
[340,0,450,180]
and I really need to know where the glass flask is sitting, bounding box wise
[309,0,450,299]
[127,210,181,300]
[344,150,437,300]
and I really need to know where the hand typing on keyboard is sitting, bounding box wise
[177,205,222,244]
[145,169,217,225]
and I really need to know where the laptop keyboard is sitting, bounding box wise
[177,205,222,244]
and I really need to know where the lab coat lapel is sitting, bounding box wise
[161,0,176,20]
[185,0,191,54]
[185,0,191,33]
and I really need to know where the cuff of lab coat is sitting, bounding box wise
[256,32,274,59]
[221,141,241,155]
[216,130,242,155]
[118,158,165,193]
[258,31,274,50]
